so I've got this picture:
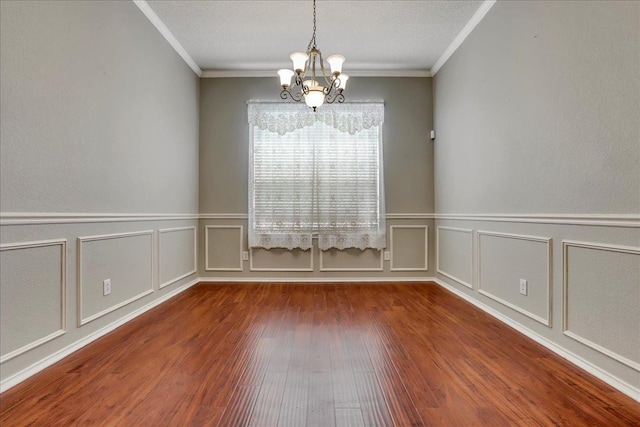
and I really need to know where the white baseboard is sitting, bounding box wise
[0,277,199,393]
[429,277,640,402]
[198,276,432,283]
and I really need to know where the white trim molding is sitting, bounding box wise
[0,277,199,393]
[386,213,435,220]
[319,248,383,272]
[3,212,637,227]
[435,213,640,228]
[0,212,198,226]
[249,246,314,272]
[562,240,640,372]
[132,0,202,76]
[199,276,430,283]
[205,225,244,272]
[390,225,429,271]
[158,226,197,289]
[430,277,639,402]
[200,213,249,220]
[199,213,434,221]
[436,226,473,289]
[477,231,552,327]
[201,69,431,78]
[0,239,67,364]
[431,0,497,75]
[77,230,155,326]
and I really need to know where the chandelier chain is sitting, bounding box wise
[306,0,317,52]
[278,0,346,110]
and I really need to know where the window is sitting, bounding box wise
[248,101,385,251]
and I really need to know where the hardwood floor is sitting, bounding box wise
[1,282,639,426]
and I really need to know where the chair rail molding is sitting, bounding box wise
[0,212,198,225]
[434,213,640,227]
[3,212,638,226]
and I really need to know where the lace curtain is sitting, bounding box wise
[248,101,386,251]
[248,102,384,136]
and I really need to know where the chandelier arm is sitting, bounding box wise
[323,77,340,97]
[333,76,342,91]
[325,92,345,104]
[316,50,334,87]
[280,88,303,102]
[311,51,318,83]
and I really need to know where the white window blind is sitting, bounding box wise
[248,101,385,251]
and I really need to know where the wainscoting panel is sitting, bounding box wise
[563,241,640,372]
[205,225,243,271]
[77,231,154,326]
[158,226,196,288]
[250,247,314,272]
[319,248,383,271]
[390,225,429,271]
[0,240,66,363]
[477,231,552,326]
[436,226,473,289]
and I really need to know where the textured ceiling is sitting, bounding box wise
[145,0,484,73]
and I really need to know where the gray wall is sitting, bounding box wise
[199,77,435,278]
[433,0,639,214]
[0,0,199,386]
[433,1,639,393]
[1,1,199,214]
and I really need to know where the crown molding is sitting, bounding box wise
[431,0,497,76]
[132,0,495,79]
[200,69,432,78]
[132,0,202,77]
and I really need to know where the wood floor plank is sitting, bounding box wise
[306,372,335,427]
[354,371,394,427]
[335,408,365,427]
[278,370,310,427]
[365,324,424,427]
[217,385,260,427]
[248,372,287,427]
[277,311,312,427]
[1,282,639,427]
[328,318,360,410]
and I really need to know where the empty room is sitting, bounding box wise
[1,0,639,425]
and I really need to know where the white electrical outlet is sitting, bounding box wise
[519,279,527,296]
[243,251,249,261]
[103,279,111,296]
[384,251,391,261]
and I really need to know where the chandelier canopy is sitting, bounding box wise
[277,0,348,111]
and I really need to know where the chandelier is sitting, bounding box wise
[277,0,348,111]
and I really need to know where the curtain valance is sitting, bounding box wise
[247,101,384,136]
